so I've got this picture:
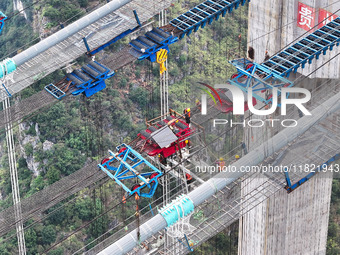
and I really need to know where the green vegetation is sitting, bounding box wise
[42,0,86,26]
[0,0,90,59]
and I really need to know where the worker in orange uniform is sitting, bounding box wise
[184,108,191,126]
[217,157,225,172]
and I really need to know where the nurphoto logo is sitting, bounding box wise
[200,84,312,128]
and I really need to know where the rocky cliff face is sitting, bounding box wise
[13,0,28,20]
[18,122,42,176]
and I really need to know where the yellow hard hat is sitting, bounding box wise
[195,99,199,103]
[185,140,189,144]
[220,157,224,161]
[187,108,191,112]
[235,155,240,159]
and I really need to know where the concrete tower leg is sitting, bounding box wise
[239,0,338,254]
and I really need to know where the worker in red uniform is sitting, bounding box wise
[186,173,193,184]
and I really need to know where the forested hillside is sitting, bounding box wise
[0,0,338,254]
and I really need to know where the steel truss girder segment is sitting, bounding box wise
[98,144,162,198]
[170,0,250,39]
[284,153,340,193]
[229,58,293,104]
[0,11,7,35]
[263,17,340,77]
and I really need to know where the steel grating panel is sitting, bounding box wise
[262,17,340,77]
[170,0,249,38]
[0,161,106,237]
[139,171,285,255]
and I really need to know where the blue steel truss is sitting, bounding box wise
[229,58,293,104]
[130,0,250,61]
[0,11,7,35]
[284,153,340,193]
[170,0,250,39]
[262,17,340,77]
[45,61,115,99]
[98,144,163,198]
[129,27,178,62]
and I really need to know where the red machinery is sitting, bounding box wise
[131,114,193,158]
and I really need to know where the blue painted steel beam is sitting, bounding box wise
[0,11,7,35]
[82,37,91,53]
[285,153,340,193]
[98,144,162,198]
[1,83,11,98]
[178,234,194,252]
[133,10,141,27]
[86,10,142,56]
[170,0,250,39]
[262,17,340,77]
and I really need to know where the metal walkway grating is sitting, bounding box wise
[262,17,340,77]
[147,172,285,255]
[170,0,249,38]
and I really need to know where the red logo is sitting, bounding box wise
[297,2,315,31]
[318,9,338,29]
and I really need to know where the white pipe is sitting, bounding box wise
[12,0,131,67]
